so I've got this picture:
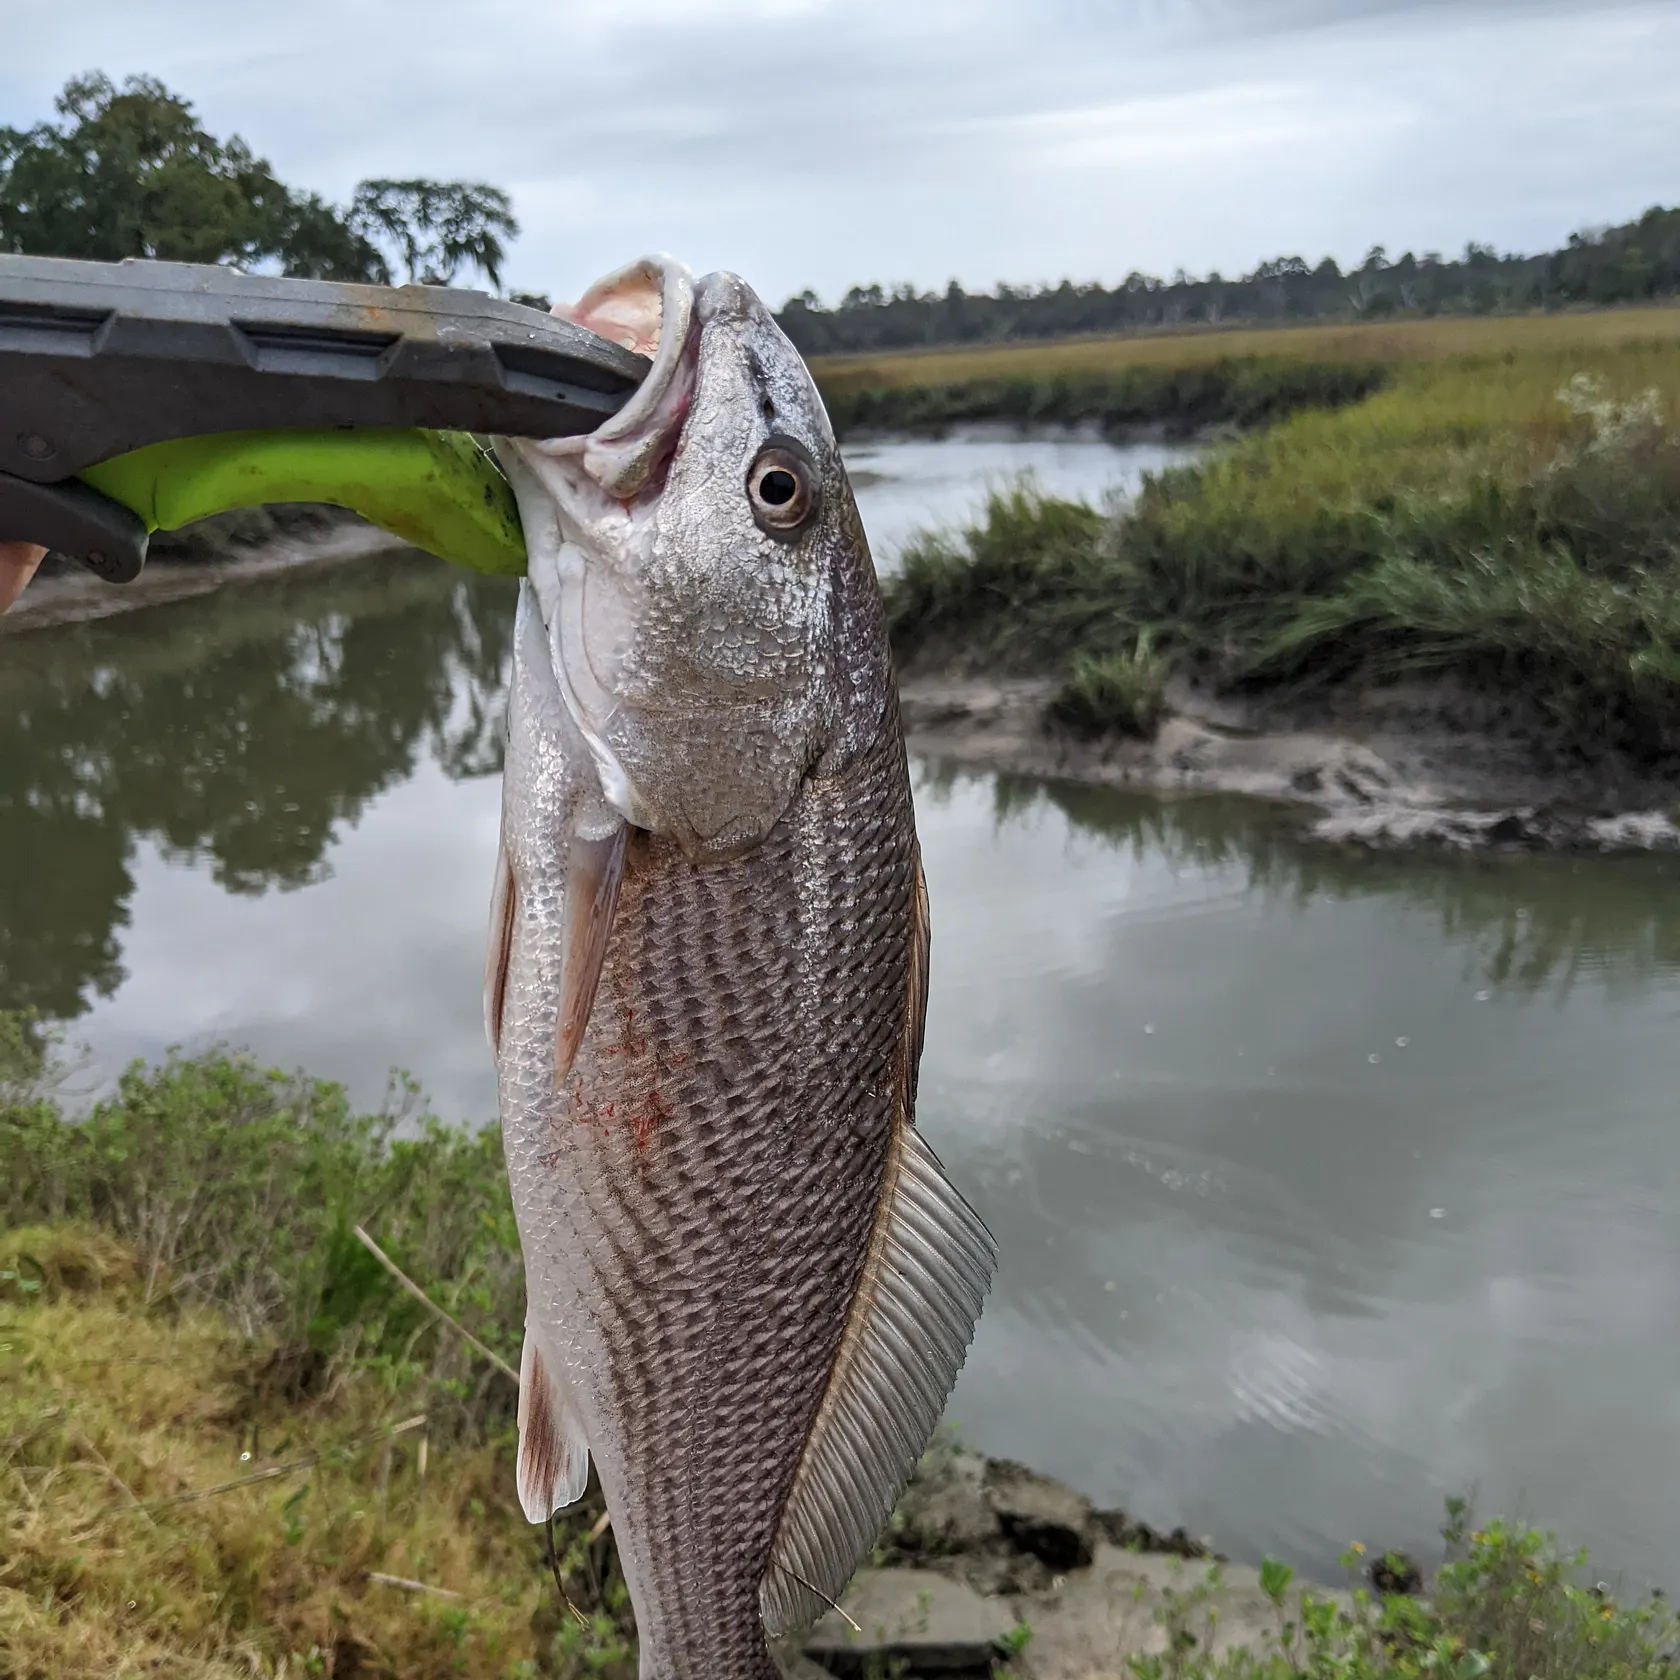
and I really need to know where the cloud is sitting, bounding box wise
[2,0,1676,303]
[986,81,1420,173]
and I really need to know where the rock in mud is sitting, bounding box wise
[1014,1546,1351,1680]
[983,1458,1097,1571]
[892,1439,1001,1555]
[805,1568,1019,1676]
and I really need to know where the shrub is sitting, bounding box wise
[1,1035,523,1440]
[882,336,1680,758]
[1050,637,1167,737]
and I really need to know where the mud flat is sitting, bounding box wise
[900,673,1680,853]
[0,517,412,635]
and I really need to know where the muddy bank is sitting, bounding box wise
[1,518,412,635]
[784,1442,1352,1680]
[901,673,1680,852]
[15,517,1679,857]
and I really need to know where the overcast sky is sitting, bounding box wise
[4,0,1677,307]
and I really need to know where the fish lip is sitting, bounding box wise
[532,255,699,501]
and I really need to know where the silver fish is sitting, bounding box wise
[486,255,996,1680]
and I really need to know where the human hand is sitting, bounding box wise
[0,543,47,614]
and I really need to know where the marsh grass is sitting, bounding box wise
[813,308,1680,392]
[883,329,1680,756]
[1050,637,1168,738]
[821,360,1388,439]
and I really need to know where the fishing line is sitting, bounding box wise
[771,1562,862,1634]
[543,1511,591,1629]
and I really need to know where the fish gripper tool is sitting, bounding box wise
[0,253,649,581]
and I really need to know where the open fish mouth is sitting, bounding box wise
[491,257,702,839]
[540,254,699,504]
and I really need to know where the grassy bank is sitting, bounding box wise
[876,313,1680,758]
[813,309,1680,391]
[817,358,1389,439]
[0,1020,635,1678]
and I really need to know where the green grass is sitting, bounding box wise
[883,327,1680,757]
[819,359,1389,439]
[0,1017,635,1678]
[1140,1508,1680,1680]
[1049,637,1168,738]
[813,308,1680,388]
[813,312,1680,441]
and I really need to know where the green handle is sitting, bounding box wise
[78,428,528,577]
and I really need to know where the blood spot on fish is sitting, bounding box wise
[601,1005,651,1061]
[629,1088,673,1151]
[556,1000,678,1153]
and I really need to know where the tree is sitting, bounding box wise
[0,73,519,289]
[270,192,388,283]
[348,179,519,290]
[0,72,290,266]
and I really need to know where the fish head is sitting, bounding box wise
[500,255,880,861]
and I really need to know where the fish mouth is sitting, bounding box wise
[495,257,705,839]
[542,254,699,501]
[498,258,798,851]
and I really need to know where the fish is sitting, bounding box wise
[485,254,996,1680]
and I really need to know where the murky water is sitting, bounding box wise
[5,446,1680,1589]
[845,428,1189,570]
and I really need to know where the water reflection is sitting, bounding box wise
[913,764,1680,1585]
[0,555,515,1018]
[927,764,1680,998]
[846,431,1191,571]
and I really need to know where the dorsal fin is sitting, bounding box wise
[516,1326,591,1523]
[761,856,996,1634]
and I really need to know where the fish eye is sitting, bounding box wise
[747,440,820,538]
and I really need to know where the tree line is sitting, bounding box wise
[6,70,1677,349]
[776,210,1680,354]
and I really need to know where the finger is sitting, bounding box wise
[0,543,48,615]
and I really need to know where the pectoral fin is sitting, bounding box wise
[556,819,628,1083]
[516,1326,590,1522]
[483,828,516,1057]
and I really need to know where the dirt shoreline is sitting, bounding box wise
[0,521,412,635]
[11,530,1678,853]
[901,674,1680,852]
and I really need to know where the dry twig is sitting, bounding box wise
[368,1571,462,1600]
[352,1225,518,1384]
